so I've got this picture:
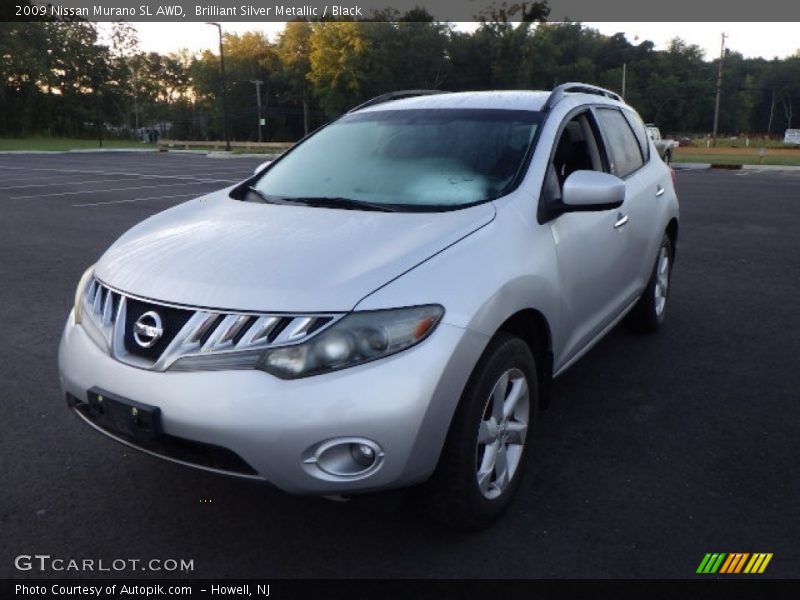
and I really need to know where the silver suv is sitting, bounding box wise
[58,83,679,528]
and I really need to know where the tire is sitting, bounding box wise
[416,332,538,530]
[626,234,673,333]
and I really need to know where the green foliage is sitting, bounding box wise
[1,16,800,143]
[306,17,451,117]
[275,21,313,134]
[0,136,145,151]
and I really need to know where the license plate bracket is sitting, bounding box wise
[86,388,162,442]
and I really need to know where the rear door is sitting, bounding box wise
[621,109,673,288]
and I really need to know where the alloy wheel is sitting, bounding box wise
[654,246,670,316]
[475,368,530,500]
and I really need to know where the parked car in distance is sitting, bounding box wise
[59,83,679,529]
[645,124,680,164]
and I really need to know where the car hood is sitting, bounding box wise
[95,190,496,312]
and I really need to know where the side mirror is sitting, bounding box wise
[561,170,625,211]
[253,160,271,176]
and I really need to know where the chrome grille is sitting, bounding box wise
[82,277,122,348]
[80,277,341,372]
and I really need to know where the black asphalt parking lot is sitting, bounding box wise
[2,153,799,579]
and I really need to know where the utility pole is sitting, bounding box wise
[95,92,103,148]
[206,22,231,151]
[251,79,264,143]
[712,32,727,148]
[92,65,104,148]
[133,94,139,134]
[621,63,627,101]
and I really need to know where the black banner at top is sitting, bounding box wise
[6,0,800,22]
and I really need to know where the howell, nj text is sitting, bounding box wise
[207,584,270,595]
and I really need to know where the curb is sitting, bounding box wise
[0,148,280,159]
[741,163,800,171]
[0,148,158,155]
[672,162,800,172]
[205,151,281,159]
[671,163,711,170]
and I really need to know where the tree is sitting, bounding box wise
[4,17,800,143]
[108,22,141,133]
[392,19,450,90]
[276,21,313,135]
[0,22,50,134]
[308,21,371,116]
[45,22,107,137]
[476,1,550,24]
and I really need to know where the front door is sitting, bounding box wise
[545,110,631,369]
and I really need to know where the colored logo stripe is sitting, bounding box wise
[697,553,726,573]
[744,553,773,574]
[697,552,773,574]
[719,553,749,573]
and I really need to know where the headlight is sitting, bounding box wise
[73,265,95,324]
[257,305,444,379]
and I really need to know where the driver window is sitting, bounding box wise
[543,113,605,203]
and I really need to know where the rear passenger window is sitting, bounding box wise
[622,109,650,162]
[595,108,645,178]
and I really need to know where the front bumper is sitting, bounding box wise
[58,311,487,494]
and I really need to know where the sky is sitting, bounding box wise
[120,22,799,61]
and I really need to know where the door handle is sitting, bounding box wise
[614,213,629,229]
[655,185,665,197]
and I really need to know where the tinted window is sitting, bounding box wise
[546,112,606,198]
[255,109,542,210]
[622,109,650,161]
[595,108,645,178]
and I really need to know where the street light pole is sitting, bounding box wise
[206,22,231,151]
[251,79,264,143]
[712,32,727,148]
[621,62,626,101]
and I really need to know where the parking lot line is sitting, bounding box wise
[72,192,201,207]
[0,177,146,191]
[12,180,218,200]
[0,165,239,184]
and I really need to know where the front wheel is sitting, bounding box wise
[416,333,538,529]
[626,234,673,333]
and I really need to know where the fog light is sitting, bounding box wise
[303,437,384,480]
[351,443,376,467]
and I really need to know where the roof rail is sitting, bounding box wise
[347,89,447,113]
[543,82,623,111]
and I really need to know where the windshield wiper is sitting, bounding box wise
[244,186,281,204]
[287,197,399,212]
[244,189,398,212]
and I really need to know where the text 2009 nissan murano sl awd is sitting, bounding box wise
[59,83,679,528]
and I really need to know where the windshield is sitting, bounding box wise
[253,108,542,210]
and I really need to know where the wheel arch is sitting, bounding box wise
[496,308,554,408]
[666,217,679,258]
